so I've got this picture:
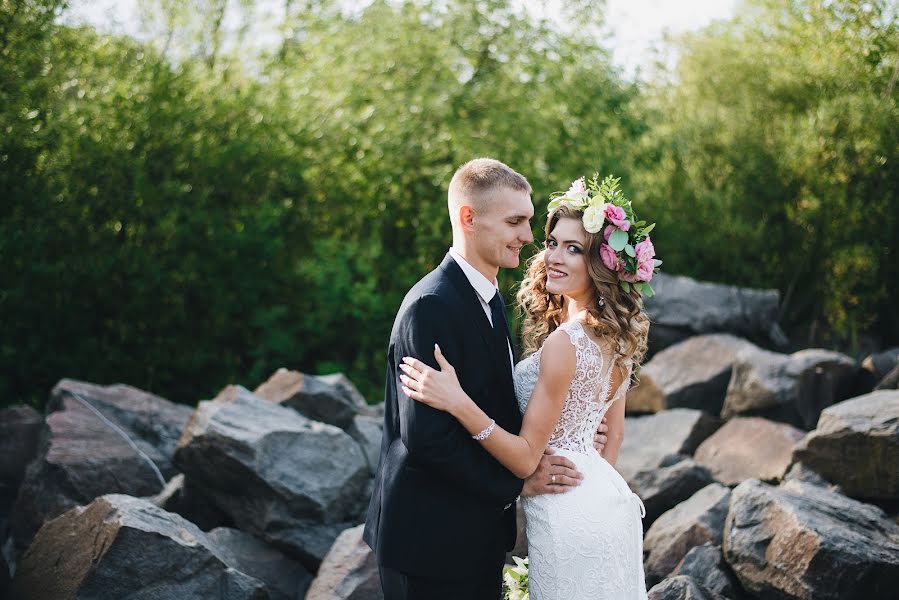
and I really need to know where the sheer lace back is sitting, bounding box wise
[513,318,648,599]
[514,319,632,455]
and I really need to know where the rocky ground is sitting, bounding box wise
[1,273,897,599]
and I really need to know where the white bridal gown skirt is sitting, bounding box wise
[521,449,648,600]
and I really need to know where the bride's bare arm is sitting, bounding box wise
[399,331,576,479]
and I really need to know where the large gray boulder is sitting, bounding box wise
[148,473,233,531]
[174,385,370,569]
[625,373,665,414]
[254,369,367,429]
[792,390,899,500]
[643,483,731,587]
[876,362,899,390]
[630,456,715,528]
[647,575,727,600]
[306,524,382,600]
[10,494,269,600]
[9,379,187,556]
[46,379,194,477]
[782,461,838,490]
[347,414,383,476]
[638,334,759,415]
[723,478,899,599]
[693,417,805,486]
[722,347,865,429]
[671,543,744,599]
[642,273,784,355]
[0,406,43,541]
[617,410,721,482]
[0,405,43,488]
[862,347,899,381]
[207,527,312,600]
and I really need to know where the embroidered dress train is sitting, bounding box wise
[514,319,648,599]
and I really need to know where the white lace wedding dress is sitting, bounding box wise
[514,319,648,599]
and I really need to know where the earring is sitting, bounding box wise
[598,296,605,308]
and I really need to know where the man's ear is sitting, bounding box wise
[459,205,475,232]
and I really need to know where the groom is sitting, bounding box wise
[363,158,607,599]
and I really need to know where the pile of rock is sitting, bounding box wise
[2,371,386,600]
[625,388,899,598]
[3,272,898,600]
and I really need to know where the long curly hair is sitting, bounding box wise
[517,205,650,370]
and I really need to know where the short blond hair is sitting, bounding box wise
[447,158,532,225]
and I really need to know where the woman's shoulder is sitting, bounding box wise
[540,328,578,364]
[537,329,578,384]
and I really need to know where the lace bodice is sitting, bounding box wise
[513,319,632,454]
[513,318,647,599]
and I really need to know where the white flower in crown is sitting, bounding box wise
[547,177,589,213]
[582,201,607,233]
[560,176,589,209]
[566,177,588,201]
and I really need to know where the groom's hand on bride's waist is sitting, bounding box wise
[520,449,584,496]
[593,416,609,455]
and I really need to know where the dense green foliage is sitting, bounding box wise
[2,0,896,409]
[635,0,899,345]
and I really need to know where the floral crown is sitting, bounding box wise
[547,174,661,296]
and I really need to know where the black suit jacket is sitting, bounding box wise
[363,253,524,577]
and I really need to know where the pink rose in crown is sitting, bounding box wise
[603,224,617,241]
[604,204,630,231]
[635,237,655,262]
[636,260,654,282]
[599,244,619,271]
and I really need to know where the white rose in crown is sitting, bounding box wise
[581,201,607,233]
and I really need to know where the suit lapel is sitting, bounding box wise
[439,254,517,379]
[439,254,495,352]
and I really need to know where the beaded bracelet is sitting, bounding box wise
[472,419,496,441]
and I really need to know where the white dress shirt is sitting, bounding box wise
[449,248,515,372]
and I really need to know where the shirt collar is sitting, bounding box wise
[448,248,499,304]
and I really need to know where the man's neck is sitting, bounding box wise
[451,244,499,283]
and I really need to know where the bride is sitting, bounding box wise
[399,174,656,599]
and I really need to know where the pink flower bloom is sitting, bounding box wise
[568,177,587,195]
[636,260,655,282]
[599,244,619,271]
[604,204,630,231]
[635,237,655,262]
[603,224,617,241]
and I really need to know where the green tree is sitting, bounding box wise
[633,0,899,348]
[2,0,643,408]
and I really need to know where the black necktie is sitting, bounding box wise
[489,291,512,360]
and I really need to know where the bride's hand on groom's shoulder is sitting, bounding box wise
[399,345,467,415]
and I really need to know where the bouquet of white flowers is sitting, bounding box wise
[502,556,529,600]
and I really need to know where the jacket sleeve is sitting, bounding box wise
[395,294,524,506]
